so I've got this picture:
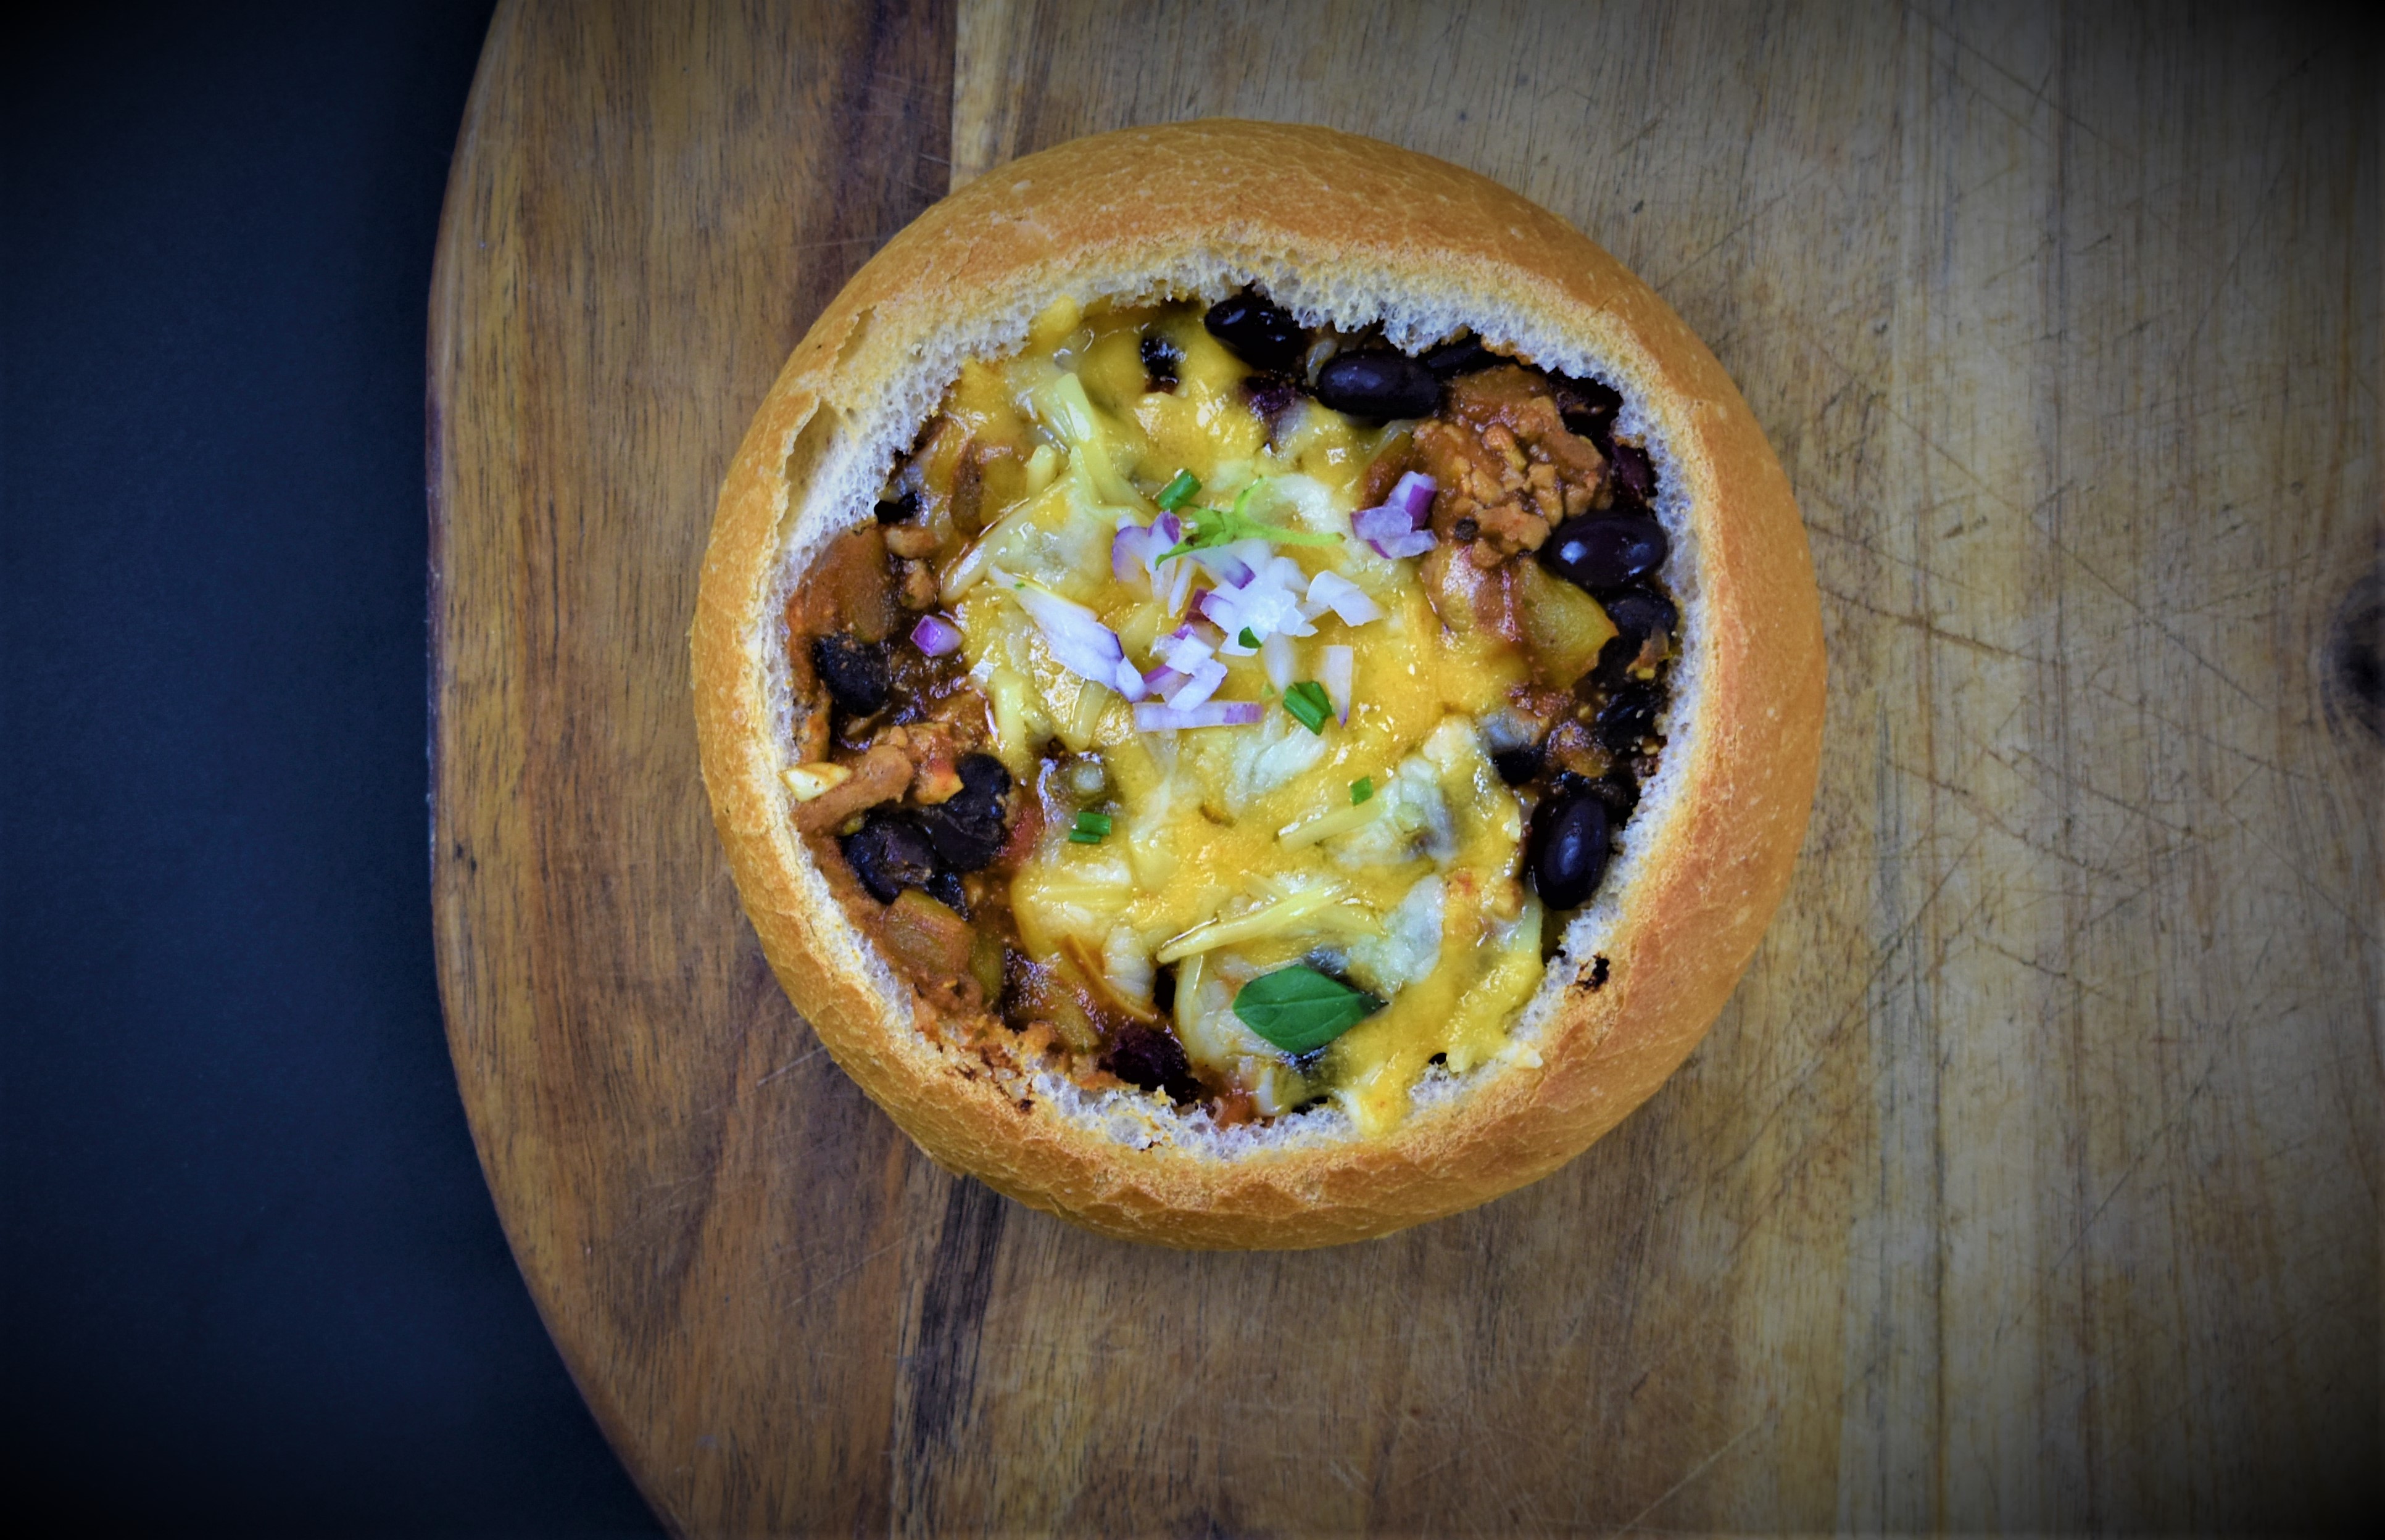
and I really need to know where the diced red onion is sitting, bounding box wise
[1351,471,1441,559]
[1352,500,1437,560]
[1143,665,1188,697]
[1197,588,1243,642]
[1008,578,1141,699]
[910,613,964,656]
[1166,657,1227,710]
[1386,471,1437,526]
[1321,644,1353,722]
[1351,504,1408,542]
[1304,570,1380,626]
[1161,556,1195,615]
[1155,627,1213,673]
[1261,631,1295,691]
[1112,521,1149,583]
[1134,700,1263,731]
[1192,544,1255,588]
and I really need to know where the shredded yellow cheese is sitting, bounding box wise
[939,298,1547,1132]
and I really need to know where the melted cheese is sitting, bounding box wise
[937,299,1546,1134]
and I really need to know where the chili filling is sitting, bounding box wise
[781,287,1680,1133]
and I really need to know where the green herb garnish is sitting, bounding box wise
[1232,965,1382,1054]
[1156,469,1200,511]
[1282,680,1333,734]
[1067,809,1113,845]
[1158,479,1343,560]
[1351,776,1373,804]
[1238,627,1261,649]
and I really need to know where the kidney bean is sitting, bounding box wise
[1542,513,1669,592]
[1527,791,1611,910]
[1314,349,1441,420]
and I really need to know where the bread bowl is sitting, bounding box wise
[692,120,1823,1248]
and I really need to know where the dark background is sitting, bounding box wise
[4,4,660,1532]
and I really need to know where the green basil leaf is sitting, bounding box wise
[1232,965,1381,1054]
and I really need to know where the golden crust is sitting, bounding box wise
[692,121,1824,1248]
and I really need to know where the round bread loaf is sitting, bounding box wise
[692,120,1823,1248]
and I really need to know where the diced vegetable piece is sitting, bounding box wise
[1515,560,1619,684]
[1156,470,1200,510]
[1282,679,1333,734]
[878,889,976,980]
[1320,644,1353,722]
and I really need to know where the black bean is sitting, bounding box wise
[914,753,1011,872]
[838,810,941,905]
[1203,290,1308,373]
[1542,513,1670,592]
[1595,681,1663,752]
[1243,373,1306,434]
[1420,336,1499,377]
[1491,743,1545,785]
[1553,375,1624,451]
[1590,634,1638,690]
[1140,332,1181,391]
[925,867,970,917]
[1314,349,1441,420]
[1609,441,1656,506]
[1528,791,1611,911]
[1103,1022,1203,1104]
[1590,768,1641,824]
[1600,584,1677,647]
[812,632,890,714]
[874,491,919,523]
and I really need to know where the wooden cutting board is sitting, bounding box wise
[428,2,2381,1531]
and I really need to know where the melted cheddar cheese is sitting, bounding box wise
[929,297,1546,1134]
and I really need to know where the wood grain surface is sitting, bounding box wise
[428,2,2381,1531]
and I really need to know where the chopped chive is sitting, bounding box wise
[1351,776,1373,805]
[1238,627,1260,648]
[1067,809,1113,844]
[1282,680,1333,734]
[1156,469,1200,511]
